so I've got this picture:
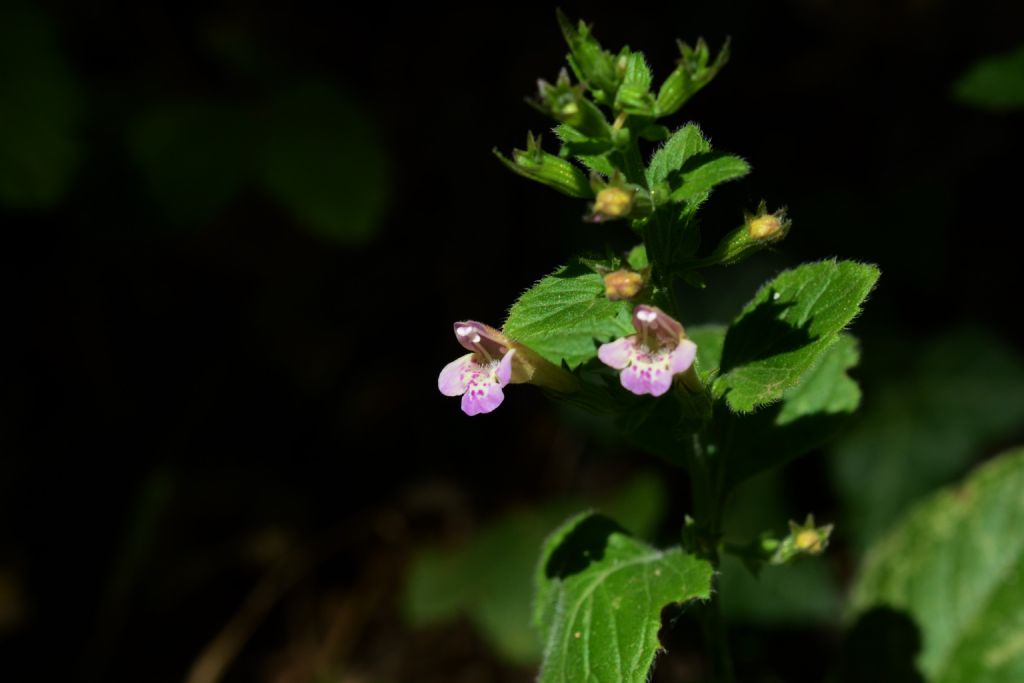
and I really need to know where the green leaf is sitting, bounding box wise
[0,4,82,208]
[256,81,390,245]
[504,262,635,369]
[556,10,620,104]
[716,334,864,487]
[850,448,1024,683]
[554,124,617,176]
[535,512,713,683]
[830,328,1024,549]
[713,260,879,413]
[666,152,750,203]
[953,44,1024,112]
[688,324,726,384]
[129,102,252,226]
[403,475,666,665]
[646,124,710,189]
[614,52,656,116]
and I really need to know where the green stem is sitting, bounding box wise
[685,430,735,683]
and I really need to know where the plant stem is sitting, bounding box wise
[686,431,735,683]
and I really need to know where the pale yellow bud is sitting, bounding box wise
[593,186,635,219]
[603,270,644,300]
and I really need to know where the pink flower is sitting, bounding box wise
[597,305,697,397]
[438,321,517,416]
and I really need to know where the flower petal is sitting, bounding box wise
[438,353,477,396]
[496,349,515,386]
[461,382,505,415]
[669,339,698,374]
[620,361,654,396]
[597,336,636,370]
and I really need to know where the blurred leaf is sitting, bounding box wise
[534,512,712,683]
[504,261,635,370]
[129,102,251,226]
[614,52,656,116]
[713,260,879,413]
[830,328,1024,549]
[719,554,841,626]
[403,474,666,665]
[953,44,1024,111]
[556,10,620,105]
[850,448,1024,683]
[257,81,390,244]
[0,4,81,207]
[655,38,730,118]
[689,324,726,384]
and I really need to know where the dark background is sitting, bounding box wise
[2,1,1023,681]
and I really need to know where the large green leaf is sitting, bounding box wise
[830,328,1024,549]
[850,448,1024,683]
[535,512,713,683]
[953,44,1024,111]
[0,4,81,207]
[713,260,879,413]
[403,475,666,666]
[504,262,635,369]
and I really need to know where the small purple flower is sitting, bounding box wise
[438,321,517,416]
[597,305,697,397]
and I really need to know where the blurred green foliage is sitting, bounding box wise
[403,473,666,665]
[0,4,82,208]
[830,328,1024,550]
[851,448,1024,683]
[953,44,1024,111]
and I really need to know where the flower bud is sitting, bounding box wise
[768,515,834,565]
[593,186,635,220]
[654,37,730,118]
[700,202,790,268]
[493,133,593,199]
[603,269,644,300]
[748,212,784,239]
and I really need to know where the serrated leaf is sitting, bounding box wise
[646,124,710,189]
[403,475,666,665]
[504,262,635,370]
[953,44,1024,112]
[713,260,879,413]
[830,328,1024,549]
[666,152,750,203]
[850,448,1024,683]
[534,512,713,683]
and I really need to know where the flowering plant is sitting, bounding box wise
[437,11,879,682]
